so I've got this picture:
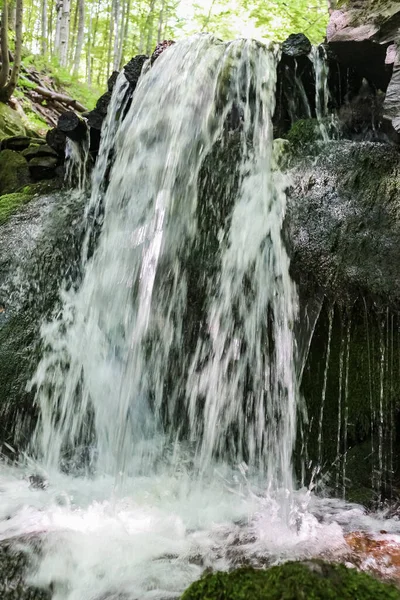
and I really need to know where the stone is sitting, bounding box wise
[327,2,400,44]
[0,537,51,599]
[22,145,58,162]
[384,48,400,133]
[107,70,119,92]
[0,150,30,195]
[0,103,26,139]
[0,136,32,152]
[124,54,148,88]
[151,40,175,64]
[281,33,312,57]
[28,156,58,181]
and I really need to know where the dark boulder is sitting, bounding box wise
[151,40,175,64]
[107,70,119,92]
[45,128,66,157]
[0,538,51,600]
[281,33,312,57]
[0,136,33,152]
[28,156,58,180]
[95,91,112,117]
[57,111,88,143]
[124,54,148,88]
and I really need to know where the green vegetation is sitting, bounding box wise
[181,561,400,600]
[0,182,59,224]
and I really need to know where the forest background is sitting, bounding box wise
[0,0,331,114]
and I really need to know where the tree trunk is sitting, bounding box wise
[106,0,114,80]
[112,0,120,71]
[157,0,164,43]
[145,0,156,55]
[86,7,92,85]
[59,0,71,66]
[0,0,10,90]
[54,0,62,53]
[1,0,23,101]
[119,0,130,67]
[73,0,85,75]
[41,0,48,54]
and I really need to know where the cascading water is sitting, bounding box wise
[2,34,400,600]
[31,35,298,495]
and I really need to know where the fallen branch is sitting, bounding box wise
[31,85,88,113]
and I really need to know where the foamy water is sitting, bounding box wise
[1,461,400,599]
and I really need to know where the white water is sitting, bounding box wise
[1,35,398,599]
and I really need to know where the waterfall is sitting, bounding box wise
[29,35,298,497]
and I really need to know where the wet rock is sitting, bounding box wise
[28,474,48,490]
[287,141,400,303]
[0,538,51,599]
[108,70,120,92]
[124,54,148,88]
[151,40,175,64]
[181,560,400,599]
[45,128,66,157]
[384,48,400,133]
[96,91,112,117]
[57,111,88,143]
[281,33,312,57]
[0,150,30,195]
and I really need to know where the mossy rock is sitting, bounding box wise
[181,561,400,600]
[286,119,320,149]
[0,150,30,195]
[0,103,26,139]
[0,181,60,225]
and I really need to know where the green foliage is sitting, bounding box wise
[181,561,400,600]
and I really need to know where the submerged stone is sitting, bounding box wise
[282,33,312,57]
[181,561,400,599]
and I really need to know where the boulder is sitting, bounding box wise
[181,561,400,600]
[287,141,400,304]
[327,2,400,44]
[0,136,32,152]
[46,127,66,156]
[384,47,400,132]
[0,103,26,139]
[0,150,30,195]
[0,538,51,600]
[124,54,148,87]
[22,145,58,162]
[281,32,312,57]
[28,156,58,180]
[151,40,175,64]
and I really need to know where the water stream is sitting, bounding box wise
[0,35,399,599]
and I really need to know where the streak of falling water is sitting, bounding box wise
[317,306,333,469]
[65,129,90,191]
[30,36,299,501]
[335,326,345,493]
[310,45,330,141]
[342,317,351,499]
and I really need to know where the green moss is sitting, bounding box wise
[181,561,400,600]
[0,181,59,224]
[286,119,320,148]
[0,103,26,139]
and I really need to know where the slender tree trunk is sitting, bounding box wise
[112,0,120,71]
[145,0,156,55]
[59,0,71,66]
[0,0,10,90]
[41,0,48,54]
[54,0,62,53]
[119,0,130,67]
[1,0,23,100]
[86,7,92,85]
[48,0,54,56]
[69,0,78,65]
[116,0,126,69]
[73,0,85,75]
[8,0,16,30]
[157,0,164,43]
[106,0,114,79]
